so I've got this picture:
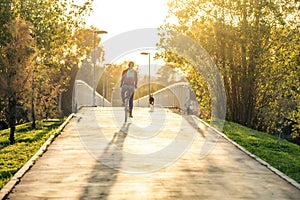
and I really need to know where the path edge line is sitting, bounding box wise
[0,113,75,200]
[190,115,300,191]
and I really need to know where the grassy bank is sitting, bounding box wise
[0,120,63,190]
[222,121,300,184]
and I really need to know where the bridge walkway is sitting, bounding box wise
[5,107,300,199]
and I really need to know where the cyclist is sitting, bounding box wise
[120,61,138,118]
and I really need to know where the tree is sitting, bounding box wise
[96,63,121,102]
[61,27,104,115]
[155,64,186,85]
[16,0,94,123]
[0,16,36,144]
[255,25,300,138]
[0,0,95,143]
[158,0,299,138]
[0,1,14,124]
[16,0,93,119]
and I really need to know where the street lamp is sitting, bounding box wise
[140,52,150,107]
[93,30,107,107]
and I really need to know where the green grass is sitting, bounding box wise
[0,120,63,190]
[223,121,300,184]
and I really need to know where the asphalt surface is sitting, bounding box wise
[4,107,300,199]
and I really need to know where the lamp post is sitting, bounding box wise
[93,30,107,107]
[140,52,150,107]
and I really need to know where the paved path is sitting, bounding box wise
[5,107,300,199]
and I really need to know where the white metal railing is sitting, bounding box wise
[134,82,198,114]
[73,80,198,114]
[72,80,111,112]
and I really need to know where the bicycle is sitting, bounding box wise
[124,90,130,123]
[122,86,134,123]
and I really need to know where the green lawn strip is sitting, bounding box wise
[222,121,300,184]
[0,120,63,190]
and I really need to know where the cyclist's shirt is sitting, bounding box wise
[126,69,134,78]
[121,68,138,88]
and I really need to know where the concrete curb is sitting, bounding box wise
[191,115,300,191]
[0,113,75,200]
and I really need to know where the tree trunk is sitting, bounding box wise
[240,0,249,126]
[31,72,36,129]
[8,97,17,144]
[31,94,36,129]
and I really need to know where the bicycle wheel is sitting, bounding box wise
[124,93,129,123]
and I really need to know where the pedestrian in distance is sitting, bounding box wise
[149,94,155,112]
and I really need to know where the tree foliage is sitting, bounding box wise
[0,0,96,143]
[0,16,36,144]
[16,0,94,119]
[158,0,300,139]
[61,27,106,115]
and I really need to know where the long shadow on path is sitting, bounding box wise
[80,123,131,200]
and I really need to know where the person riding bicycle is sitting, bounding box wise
[120,61,138,118]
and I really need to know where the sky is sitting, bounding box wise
[76,0,170,75]
[83,0,169,38]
